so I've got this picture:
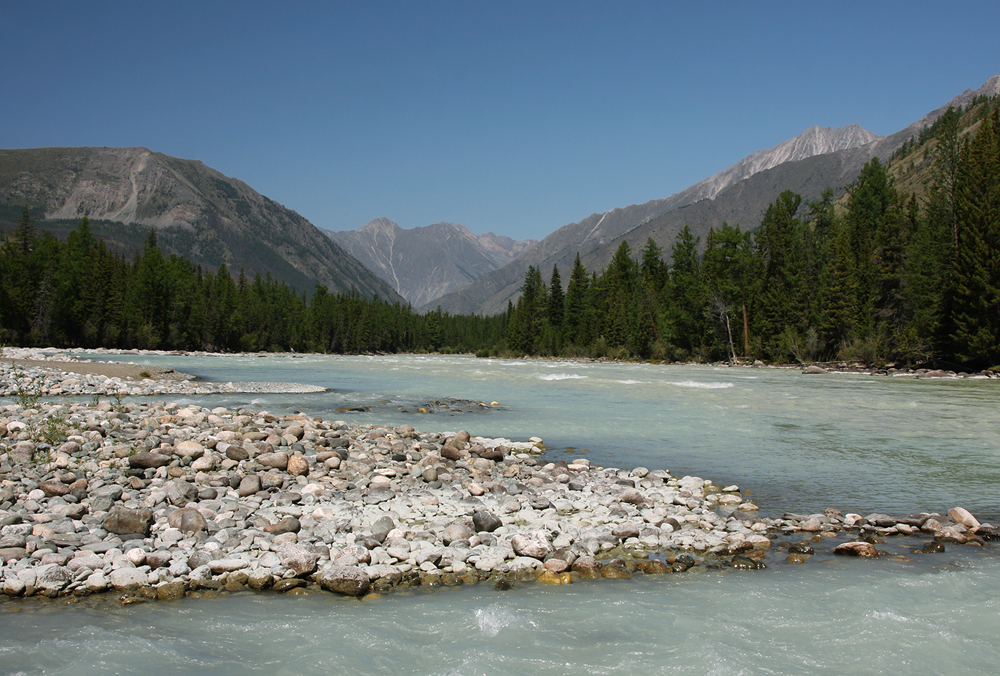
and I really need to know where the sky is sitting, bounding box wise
[3,2,999,241]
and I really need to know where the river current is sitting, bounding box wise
[2,354,999,675]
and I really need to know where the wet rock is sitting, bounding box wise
[833,542,879,557]
[317,564,370,596]
[636,559,671,574]
[948,507,980,531]
[730,555,766,570]
[921,542,946,553]
[600,559,632,578]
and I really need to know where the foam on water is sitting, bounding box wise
[538,373,588,381]
[667,380,734,389]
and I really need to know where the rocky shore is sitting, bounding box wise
[0,357,996,605]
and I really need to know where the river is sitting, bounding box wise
[2,354,998,675]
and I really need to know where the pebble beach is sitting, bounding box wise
[0,348,996,605]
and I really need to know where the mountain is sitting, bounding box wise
[328,219,535,307]
[0,147,402,300]
[425,76,1000,316]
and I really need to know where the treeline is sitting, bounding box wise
[500,103,1000,370]
[0,218,504,354]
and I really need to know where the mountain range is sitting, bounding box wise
[0,147,401,300]
[424,75,1000,316]
[327,219,535,307]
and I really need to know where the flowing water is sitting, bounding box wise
[3,354,999,675]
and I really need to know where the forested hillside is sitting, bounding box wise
[0,218,503,353]
[498,99,1000,370]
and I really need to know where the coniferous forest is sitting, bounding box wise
[1,101,997,369]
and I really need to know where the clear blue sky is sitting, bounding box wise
[4,2,998,241]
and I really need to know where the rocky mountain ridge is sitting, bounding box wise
[424,75,1000,316]
[328,219,535,307]
[0,147,401,300]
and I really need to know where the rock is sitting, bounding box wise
[109,568,149,590]
[287,454,310,476]
[247,570,274,591]
[801,365,828,374]
[730,555,766,570]
[104,505,153,536]
[317,564,370,596]
[265,516,301,535]
[278,543,319,576]
[225,445,250,461]
[39,480,70,497]
[36,565,72,594]
[85,571,108,593]
[174,440,205,458]
[571,556,602,579]
[191,453,218,472]
[636,559,671,574]
[619,488,645,504]
[156,581,186,600]
[257,452,289,470]
[833,542,879,558]
[921,542,946,553]
[0,547,28,562]
[600,560,632,578]
[441,445,463,461]
[511,533,551,560]
[167,506,208,534]
[948,507,981,531]
[164,480,199,507]
[128,452,172,469]
[472,510,502,533]
[207,558,250,573]
[443,522,474,545]
[799,518,822,532]
[238,475,262,497]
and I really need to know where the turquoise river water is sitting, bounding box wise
[2,354,999,675]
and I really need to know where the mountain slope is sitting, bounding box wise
[424,124,884,315]
[329,218,535,307]
[426,76,1000,316]
[0,147,402,300]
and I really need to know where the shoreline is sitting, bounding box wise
[1,352,997,607]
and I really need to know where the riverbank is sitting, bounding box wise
[0,358,996,606]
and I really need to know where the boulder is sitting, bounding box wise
[277,543,319,576]
[317,564,370,596]
[104,505,152,536]
[128,452,172,469]
[472,510,502,533]
[833,542,879,557]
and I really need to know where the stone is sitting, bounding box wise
[208,558,250,573]
[635,559,671,574]
[191,453,218,472]
[511,533,551,559]
[128,452,172,469]
[948,507,980,531]
[278,543,319,576]
[265,516,301,535]
[443,522,473,545]
[619,488,645,504]
[247,570,274,591]
[156,581,186,600]
[571,556,601,579]
[174,440,205,458]
[287,454,310,476]
[226,445,250,461]
[35,565,72,594]
[164,480,199,507]
[238,475,261,497]
[167,506,208,534]
[39,480,70,497]
[472,510,502,533]
[317,564,370,596]
[104,505,153,536]
[109,568,149,590]
[258,452,289,471]
[600,559,632,578]
[833,542,879,557]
